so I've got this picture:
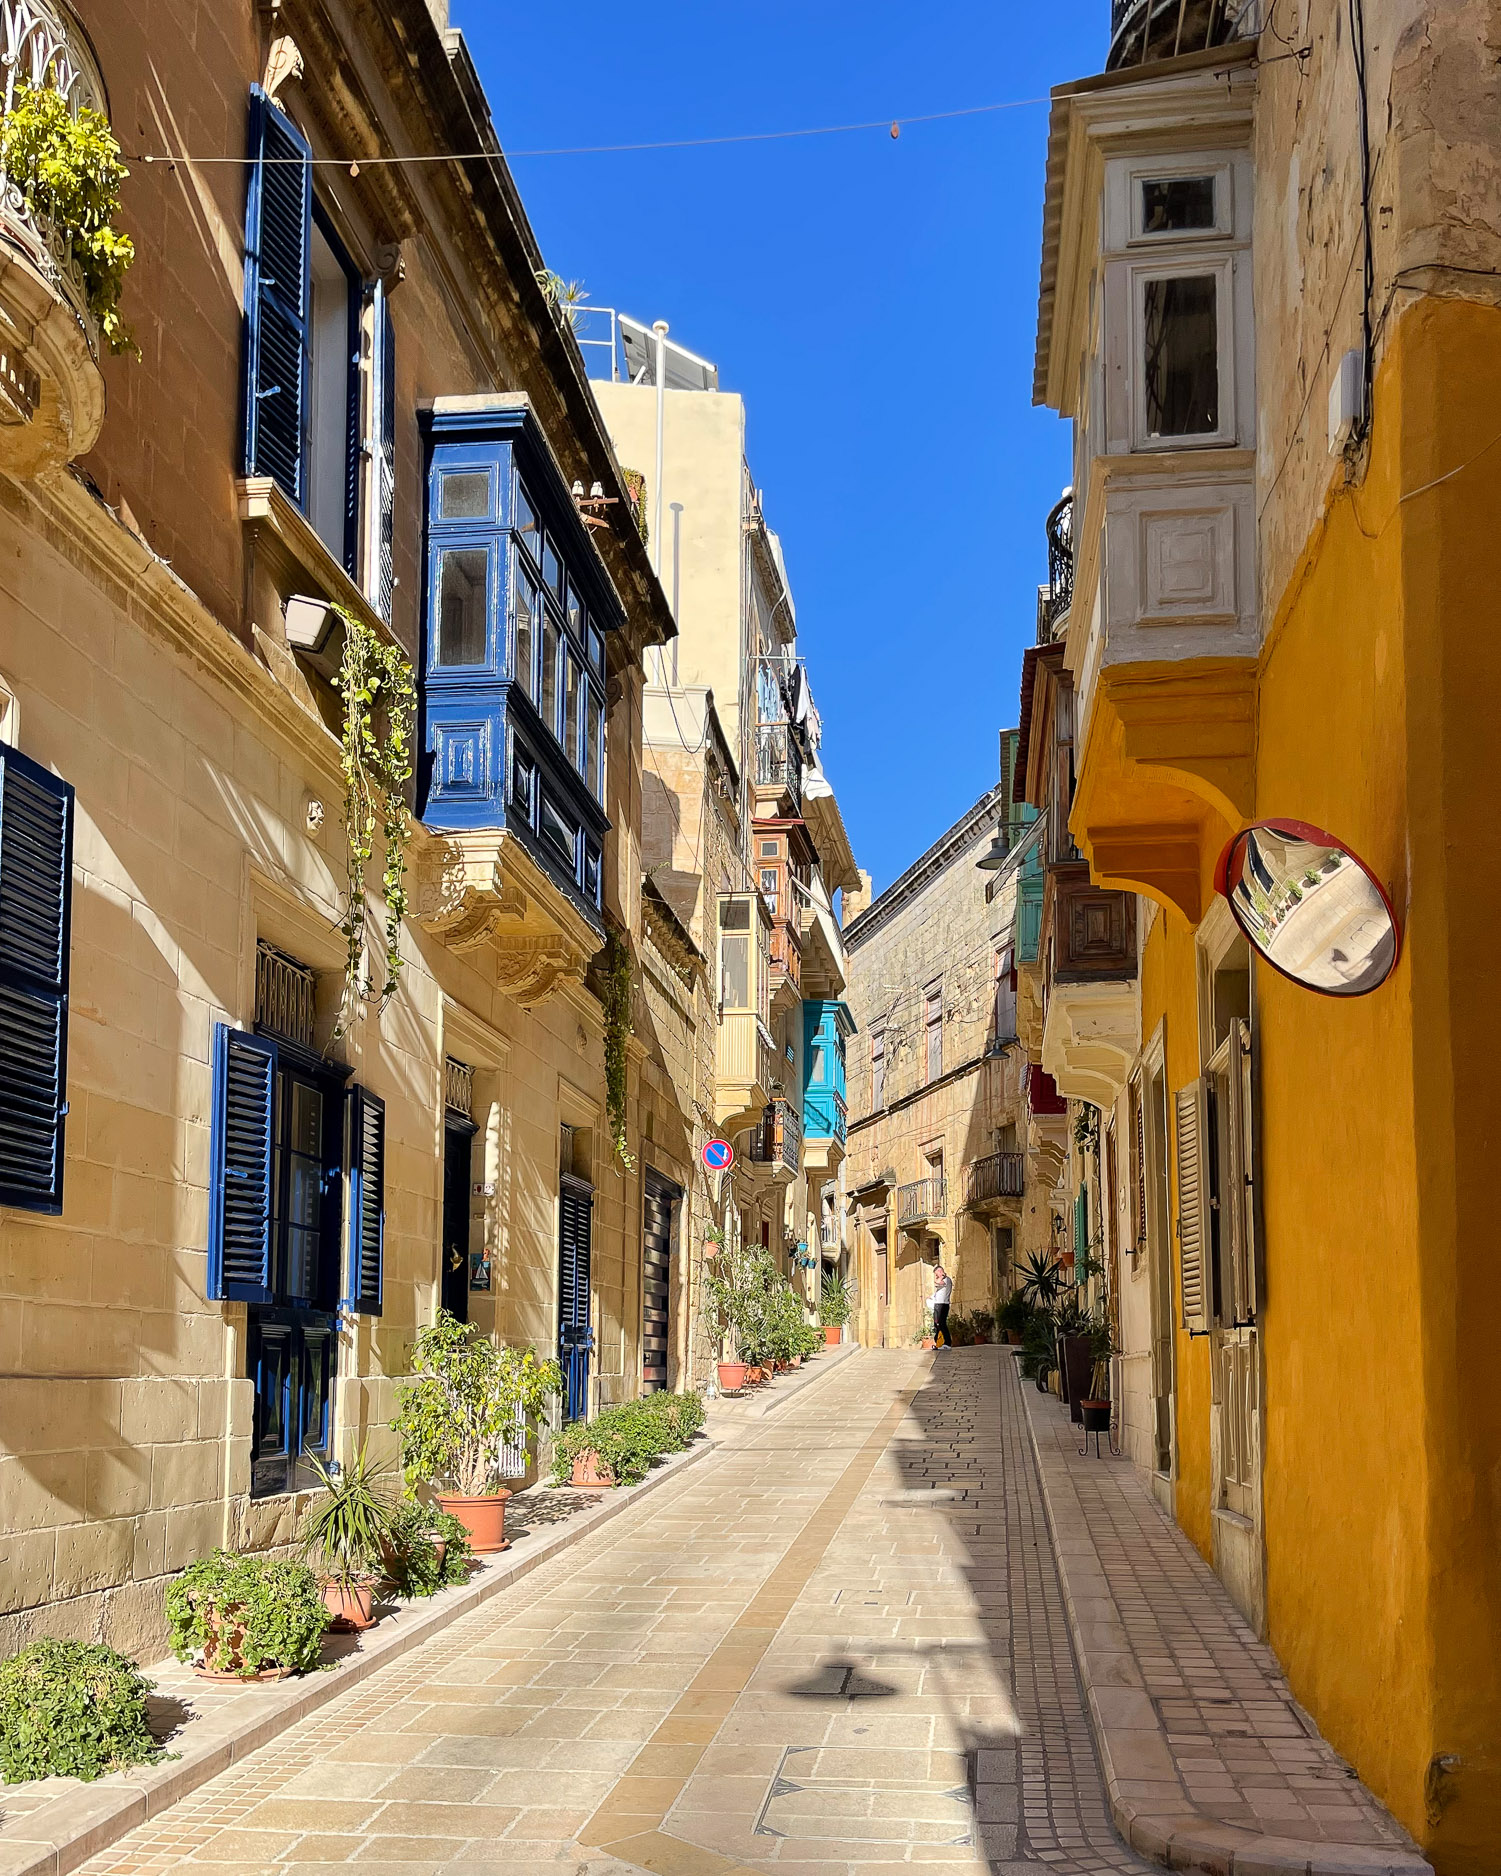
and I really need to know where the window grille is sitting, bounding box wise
[493,1398,528,1481]
[255,943,316,1050]
[444,1055,474,1120]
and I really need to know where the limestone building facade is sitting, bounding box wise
[0,0,682,1655]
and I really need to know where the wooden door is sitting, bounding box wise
[642,1174,677,1392]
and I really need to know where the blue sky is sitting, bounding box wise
[454,2,1096,893]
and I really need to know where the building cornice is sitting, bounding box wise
[844,784,1007,949]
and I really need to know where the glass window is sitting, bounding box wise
[721,934,750,1010]
[585,692,603,800]
[566,578,586,641]
[565,655,582,773]
[439,470,490,520]
[1143,275,1219,438]
[760,868,779,915]
[542,794,576,866]
[436,547,488,666]
[583,843,601,906]
[588,625,605,676]
[811,1045,827,1085]
[512,552,537,699]
[1141,175,1215,235]
[541,533,562,599]
[510,748,535,823]
[541,614,560,735]
[514,481,541,563]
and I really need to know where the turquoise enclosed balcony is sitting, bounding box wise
[803,999,854,1173]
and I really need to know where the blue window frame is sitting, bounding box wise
[209,1019,383,1495]
[418,404,621,923]
[802,1000,855,1146]
[0,740,73,1214]
[242,86,381,585]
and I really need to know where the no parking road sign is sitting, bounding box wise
[702,1137,735,1173]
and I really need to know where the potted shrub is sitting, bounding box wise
[550,1392,705,1489]
[997,1294,1031,1345]
[298,1445,397,1631]
[702,1242,778,1390]
[1081,1320,1113,1432]
[166,1551,330,1680]
[382,1501,473,1598]
[390,1310,561,1553]
[0,1639,165,1783]
[970,1307,995,1345]
[819,1271,851,1345]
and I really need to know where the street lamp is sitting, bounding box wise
[976,829,1008,871]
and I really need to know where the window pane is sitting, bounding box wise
[760,868,779,916]
[512,552,537,697]
[436,548,488,665]
[585,694,602,799]
[1143,275,1218,438]
[583,844,601,905]
[565,656,582,772]
[511,750,535,823]
[542,795,575,865]
[588,625,605,675]
[515,482,541,563]
[722,934,749,1009]
[541,534,562,599]
[439,470,489,519]
[1141,176,1215,234]
[541,615,559,736]
[566,578,585,640]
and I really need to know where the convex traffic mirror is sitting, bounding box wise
[1215,820,1400,996]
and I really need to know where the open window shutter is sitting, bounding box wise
[347,1086,384,1315]
[373,280,396,621]
[208,1024,275,1302]
[1133,1088,1147,1252]
[243,85,311,501]
[0,743,73,1213]
[1174,1080,1209,1333]
[1073,1186,1088,1262]
[1227,1019,1253,1323]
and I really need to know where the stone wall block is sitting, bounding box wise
[86,1445,154,1522]
[120,1376,200,1447]
[162,1499,227,1575]
[149,1437,223,1512]
[0,1529,60,1614]
[0,1450,87,1532]
[54,1514,135,1598]
[0,1376,123,1453]
[132,1508,168,1581]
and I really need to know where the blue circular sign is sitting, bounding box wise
[702,1137,734,1172]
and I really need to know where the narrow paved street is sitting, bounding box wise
[77,1352,1144,1876]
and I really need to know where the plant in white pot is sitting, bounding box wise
[390,1311,561,1553]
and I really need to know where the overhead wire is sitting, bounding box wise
[128,93,1049,169]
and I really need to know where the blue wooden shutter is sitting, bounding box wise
[208,1024,276,1302]
[0,742,73,1214]
[373,280,396,621]
[243,85,311,502]
[347,1086,384,1315]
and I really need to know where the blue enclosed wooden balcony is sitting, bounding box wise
[802,998,853,1172]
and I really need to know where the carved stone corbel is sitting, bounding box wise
[492,934,588,1008]
[412,842,526,953]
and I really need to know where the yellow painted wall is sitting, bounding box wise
[1252,298,1501,1868]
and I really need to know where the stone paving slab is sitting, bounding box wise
[1014,1362,1432,1876]
[25,1349,1169,1876]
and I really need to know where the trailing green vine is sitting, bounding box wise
[601,930,635,1169]
[0,82,136,355]
[333,607,415,1036]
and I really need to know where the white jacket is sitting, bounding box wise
[932,1272,953,1307]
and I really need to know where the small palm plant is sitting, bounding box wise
[1015,1250,1063,1311]
[298,1444,396,1591]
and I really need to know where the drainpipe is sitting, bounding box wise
[652,320,668,581]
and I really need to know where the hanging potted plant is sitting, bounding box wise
[390,1311,561,1553]
[297,1445,397,1631]
[818,1270,851,1346]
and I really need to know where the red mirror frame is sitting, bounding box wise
[1214,818,1403,997]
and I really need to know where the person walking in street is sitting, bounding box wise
[931,1261,953,1349]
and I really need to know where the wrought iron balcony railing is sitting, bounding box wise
[897,1177,947,1226]
[1037,492,1073,643]
[749,1097,802,1176]
[1107,0,1253,72]
[755,720,803,808]
[964,1152,1025,1208]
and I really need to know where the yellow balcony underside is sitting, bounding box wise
[1071,658,1257,923]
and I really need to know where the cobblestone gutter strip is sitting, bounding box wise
[1014,1360,1432,1876]
[0,1433,720,1876]
[743,1339,856,1417]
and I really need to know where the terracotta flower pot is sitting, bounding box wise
[791,1356,802,1368]
[922,1337,935,1350]
[437,1489,511,1554]
[824,1324,841,1346]
[1006,1332,1023,1346]
[571,1449,613,1489]
[322,1577,377,1632]
[196,1607,300,1679]
[717,1360,749,1391]
[746,1365,766,1384]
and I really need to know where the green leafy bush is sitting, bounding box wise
[165,1551,329,1678]
[997,1294,1032,1340]
[298,1445,397,1588]
[551,1392,705,1487]
[382,1501,474,1598]
[390,1312,561,1496]
[0,1639,163,1783]
[0,82,135,353]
